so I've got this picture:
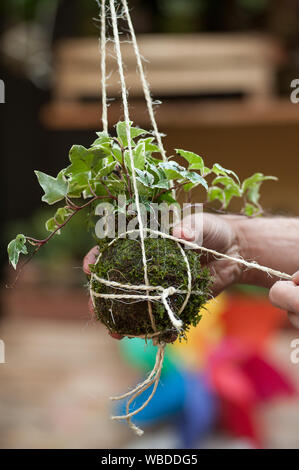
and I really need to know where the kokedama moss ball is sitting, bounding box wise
[90,237,212,340]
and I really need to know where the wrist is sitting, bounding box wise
[230,216,272,288]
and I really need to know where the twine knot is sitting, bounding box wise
[162,286,177,298]
[161,286,183,331]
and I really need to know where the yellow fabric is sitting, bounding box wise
[170,293,229,370]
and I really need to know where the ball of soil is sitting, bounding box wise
[90,237,212,341]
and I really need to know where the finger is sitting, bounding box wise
[83,246,99,275]
[269,280,299,313]
[175,213,223,248]
[292,271,299,285]
[172,220,195,241]
[88,297,95,317]
[162,331,178,343]
[109,332,124,340]
[173,215,223,269]
[207,259,237,297]
[173,213,234,253]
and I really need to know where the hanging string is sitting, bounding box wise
[121,0,166,161]
[121,0,177,203]
[98,0,108,133]
[111,342,165,437]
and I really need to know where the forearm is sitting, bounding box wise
[234,217,299,288]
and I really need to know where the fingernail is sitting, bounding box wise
[183,228,194,239]
[109,332,124,340]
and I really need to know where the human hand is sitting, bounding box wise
[269,271,299,329]
[172,213,245,296]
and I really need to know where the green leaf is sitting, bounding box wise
[242,173,277,192]
[159,161,208,190]
[212,163,240,184]
[84,178,125,198]
[212,176,242,205]
[111,143,123,163]
[208,186,225,204]
[182,182,196,192]
[133,142,146,170]
[82,180,110,199]
[66,144,109,176]
[203,166,211,176]
[141,137,160,154]
[157,192,178,205]
[116,121,149,148]
[146,162,169,189]
[247,184,261,205]
[153,179,170,189]
[90,144,112,159]
[183,170,208,189]
[91,131,111,147]
[8,234,28,269]
[212,175,240,189]
[176,149,205,174]
[97,161,117,178]
[147,155,164,166]
[223,185,242,208]
[35,170,69,205]
[45,207,73,233]
[242,173,277,209]
[125,142,146,171]
[158,161,183,180]
[135,169,155,187]
[67,171,91,198]
[243,202,260,217]
[45,218,57,233]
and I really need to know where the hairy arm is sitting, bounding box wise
[236,217,299,288]
[237,217,299,328]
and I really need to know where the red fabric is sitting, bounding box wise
[220,400,260,447]
[241,355,296,400]
[223,295,286,347]
[207,336,296,445]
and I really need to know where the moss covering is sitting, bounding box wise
[90,237,212,341]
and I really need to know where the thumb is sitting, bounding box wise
[172,224,195,241]
[292,271,299,285]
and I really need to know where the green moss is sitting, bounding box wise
[90,237,212,340]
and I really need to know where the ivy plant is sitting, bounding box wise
[7,121,277,269]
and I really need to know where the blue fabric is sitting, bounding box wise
[179,372,218,448]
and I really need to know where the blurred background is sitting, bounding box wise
[1,0,299,449]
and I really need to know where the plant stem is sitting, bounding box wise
[25,195,108,248]
[113,137,132,199]
[100,179,118,201]
[153,181,187,202]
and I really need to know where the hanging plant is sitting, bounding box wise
[7,0,282,436]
